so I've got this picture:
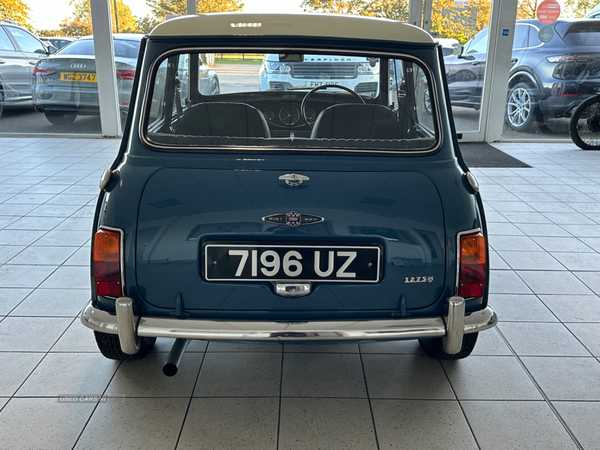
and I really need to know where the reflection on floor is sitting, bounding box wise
[0,138,598,449]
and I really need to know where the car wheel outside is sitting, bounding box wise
[44,111,77,125]
[418,332,478,360]
[0,86,4,119]
[94,331,156,360]
[210,79,220,95]
[505,82,539,132]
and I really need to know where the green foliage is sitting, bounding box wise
[136,15,160,34]
[59,0,139,36]
[563,0,597,18]
[301,0,409,21]
[146,0,244,22]
[0,0,33,29]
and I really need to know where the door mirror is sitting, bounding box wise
[47,45,58,55]
[452,44,463,56]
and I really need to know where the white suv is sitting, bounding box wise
[259,53,379,97]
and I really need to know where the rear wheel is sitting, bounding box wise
[94,331,156,360]
[210,79,220,95]
[44,111,77,125]
[570,96,600,150]
[505,82,539,132]
[418,333,478,360]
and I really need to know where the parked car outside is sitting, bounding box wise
[444,19,600,131]
[31,34,142,125]
[39,36,75,50]
[259,53,380,97]
[0,20,56,118]
[81,13,496,373]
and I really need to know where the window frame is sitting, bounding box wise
[140,46,442,156]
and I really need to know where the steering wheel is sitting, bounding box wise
[300,84,366,127]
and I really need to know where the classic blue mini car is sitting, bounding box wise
[81,13,497,374]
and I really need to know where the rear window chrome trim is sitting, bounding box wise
[139,45,442,156]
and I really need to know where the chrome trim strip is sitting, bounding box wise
[138,46,442,155]
[81,300,497,341]
[455,227,483,297]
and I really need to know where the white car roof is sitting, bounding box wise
[149,12,435,44]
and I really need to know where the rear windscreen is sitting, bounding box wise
[58,39,140,57]
[143,50,439,153]
[556,21,600,46]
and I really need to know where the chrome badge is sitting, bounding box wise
[279,173,309,187]
[70,63,87,69]
[263,211,324,227]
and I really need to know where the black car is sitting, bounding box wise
[0,20,56,117]
[444,19,600,131]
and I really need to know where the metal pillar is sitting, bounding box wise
[187,0,196,15]
[481,0,519,141]
[90,0,121,136]
[408,0,423,28]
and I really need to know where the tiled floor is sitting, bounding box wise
[0,137,598,449]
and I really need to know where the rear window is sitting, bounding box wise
[144,50,439,153]
[556,21,600,46]
[58,39,140,58]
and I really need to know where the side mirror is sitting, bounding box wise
[47,45,58,55]
[452,44,463,56]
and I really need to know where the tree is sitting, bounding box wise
[301,0,409,21]
[517,0,537,19]
[430,0,491,43]
[60,0,139,37]
[0,0,33,29]
[564,0,597,17]
[136,15,160,34]
[146,0,244,22]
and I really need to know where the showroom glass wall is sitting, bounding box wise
[5,0,593,142]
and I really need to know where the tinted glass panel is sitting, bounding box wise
[58,39,140,58]
[0,27,15,51]
[6,27,44,53]
[145,51,438,153]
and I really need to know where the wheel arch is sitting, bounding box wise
[508,70,539,91]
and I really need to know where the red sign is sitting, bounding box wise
[536,0,561,25]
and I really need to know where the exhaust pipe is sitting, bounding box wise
[34,105,45,113]
[163,338,190,377]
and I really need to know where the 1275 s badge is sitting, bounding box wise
[262,211,324,227]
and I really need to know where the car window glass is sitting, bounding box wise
[557,21,600,46]
[528,26,542,46]
[58,39,140,57]
[145,51,437,153]
[6,27,45,53]
[466,29,488,54]
[513,24,528,49]
[0,27,15,51]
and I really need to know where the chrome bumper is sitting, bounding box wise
[81,297,497,354]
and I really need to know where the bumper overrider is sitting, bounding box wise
[81,296,497,355]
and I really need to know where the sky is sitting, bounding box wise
[27,0,304,30]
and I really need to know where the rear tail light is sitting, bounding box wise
[116,70,135,80]
[33,66,56,76]
[457,231,486,299]
[93,227,123,297]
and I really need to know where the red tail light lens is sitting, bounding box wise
[116,70,135,80]
[33,66,56,76]
[458,231,486,298]
[93,227,123,297]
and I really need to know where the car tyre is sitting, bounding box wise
[0,86,4,119]
[505,82,539,132]
[210,79,220,95]
[94,331,156,360]
[418,332,478,360]
[44,112,77,125]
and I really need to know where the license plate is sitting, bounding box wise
[308,81,340,86]
[60,72,97,82]
[204,244,381,282]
